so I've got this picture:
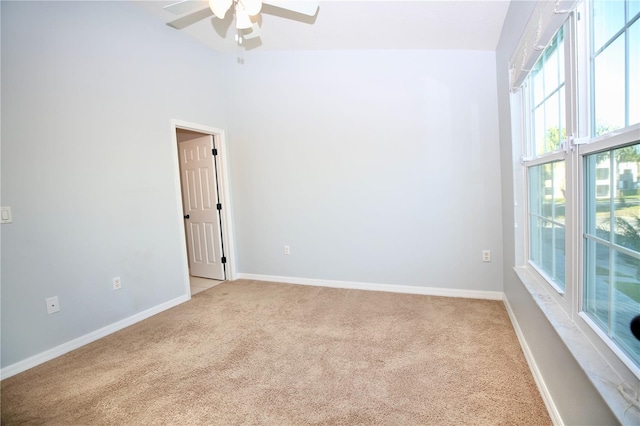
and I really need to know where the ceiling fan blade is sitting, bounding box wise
[163,0,205,15]
[167,7,213,29]
[262,1,319,16]
[210,0,233,19]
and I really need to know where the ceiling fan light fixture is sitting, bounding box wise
[208,0,232,19]
[240,0,262,16]
[235,5,253,29]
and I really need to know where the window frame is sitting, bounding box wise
[577,125,640,379]
[515,0,640,384]
[578,0,640,378]
[521,18,576,315]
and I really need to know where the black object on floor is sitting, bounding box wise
[631,315,640,341]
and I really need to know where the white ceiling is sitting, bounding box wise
[134,1,511,52]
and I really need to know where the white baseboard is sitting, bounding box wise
[236,273,503,301]
[0,294,190,380]
[1,276,501,381]
[503,296,562,425]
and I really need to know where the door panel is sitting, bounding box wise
[179,135,224,280]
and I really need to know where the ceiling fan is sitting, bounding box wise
[163,0,320,45]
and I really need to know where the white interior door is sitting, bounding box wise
[178,135,225,280]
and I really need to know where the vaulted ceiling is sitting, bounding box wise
[134,1,511,52]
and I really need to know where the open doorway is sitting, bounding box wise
[171,121,235,296]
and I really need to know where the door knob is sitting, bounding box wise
[184,214,190,219]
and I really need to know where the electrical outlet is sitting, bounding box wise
[482,250,491,262]
[1,206,13,224]
[46,296,60,314]
[113,276,121,290]
[284,245,290,255]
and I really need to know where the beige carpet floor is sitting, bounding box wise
[1,280,550,425]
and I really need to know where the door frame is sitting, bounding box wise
[170,119,237,295]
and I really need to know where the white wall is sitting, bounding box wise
[495,1,616,424]
[225,50,504,291]
[1,1,227,368]
[1,1,505,372]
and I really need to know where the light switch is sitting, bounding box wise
[1,207,12,224]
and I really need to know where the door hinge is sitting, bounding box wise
[221,257,227,264]
[216,203,222,210]
[212,148,218,156]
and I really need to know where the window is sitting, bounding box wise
[524,28,568,293]
[531,27,566,155]
[591,0,640,135]
[582,0,640,374]
[584,143,640,368]
[529,161,566,291]
[514,0,640,379]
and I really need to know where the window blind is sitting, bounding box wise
[509,0,579,92]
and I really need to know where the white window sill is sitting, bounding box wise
[513,266,640,424]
